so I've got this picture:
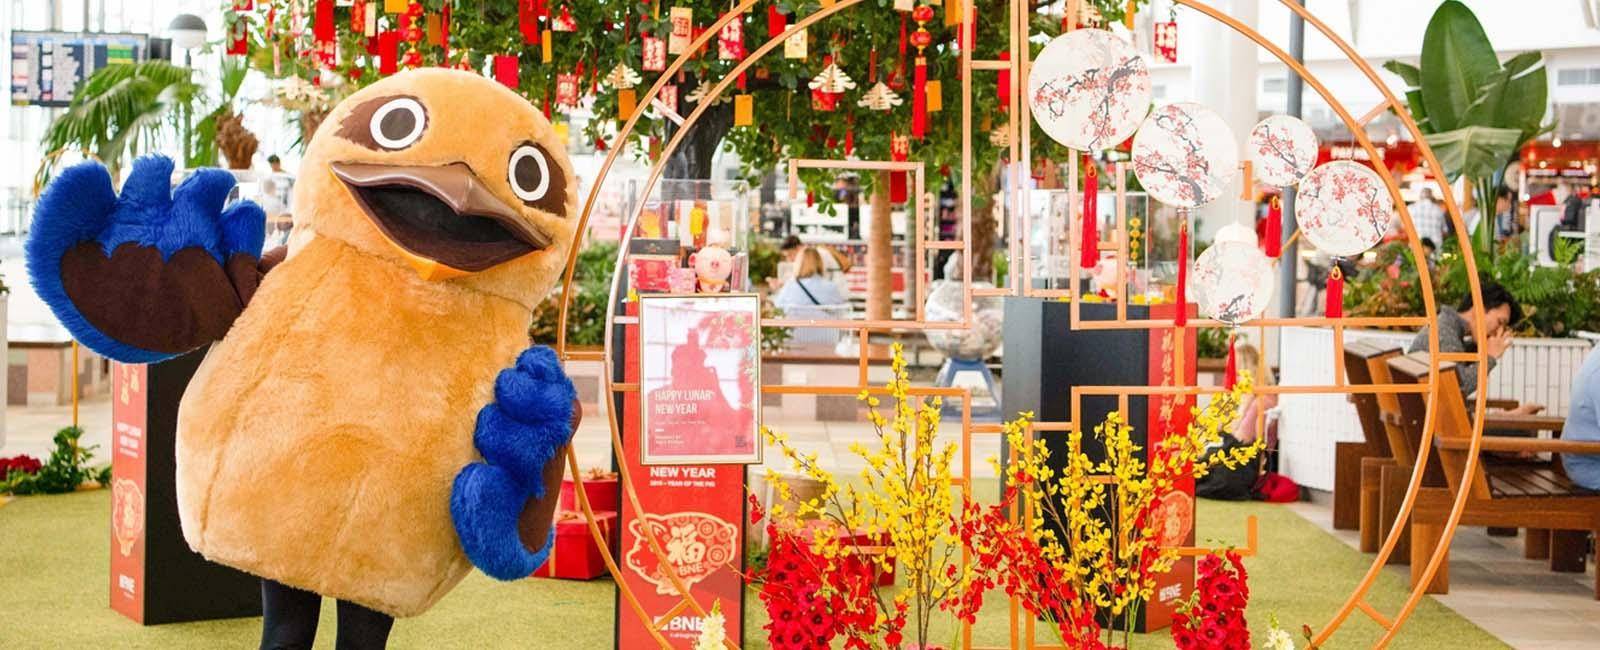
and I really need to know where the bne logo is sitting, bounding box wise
[118,574,136,593]
[1159,583,1182,603]
[663,615,704,633]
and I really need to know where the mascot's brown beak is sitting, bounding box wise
[331,161,552,281]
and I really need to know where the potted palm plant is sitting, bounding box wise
[33,60,200,191]
[1383,0,1551,257]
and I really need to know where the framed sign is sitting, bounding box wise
[639,294,762,465]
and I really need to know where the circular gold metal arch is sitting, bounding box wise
[550,0,1493,647]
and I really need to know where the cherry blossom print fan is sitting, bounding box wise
[1295,161,1395,257]
[1132,102,1239,208]
[1190,240,1276,325]
[1247,115,1318,187]
[1027,29,1152,151]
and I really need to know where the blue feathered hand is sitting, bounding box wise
[25,155,266,364]
[451,346,580,580]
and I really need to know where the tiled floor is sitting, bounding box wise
[5,398,1593,647]
[1285,496,1600,649]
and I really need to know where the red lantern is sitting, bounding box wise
[911,4,935,23]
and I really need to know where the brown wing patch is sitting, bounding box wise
[62,242,249,354]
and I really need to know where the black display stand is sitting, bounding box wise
[999,299,1196,633]
[110,349,261,624]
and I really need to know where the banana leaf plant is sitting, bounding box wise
[1384,0,1552,260]
[34,60,201,192]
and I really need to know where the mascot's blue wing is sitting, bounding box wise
[26,155,266,363]
[452,346,578,580]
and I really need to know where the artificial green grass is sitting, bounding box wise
[0,491,1503,648]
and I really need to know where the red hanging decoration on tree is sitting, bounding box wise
[890,132,910,203]
[493,54,519,88]
[1175,212,1190,327]
[1081,157,1099,269]
[1223,334,1238,390]
[314,0,335,43]
[909,5,933,140]
[441,1,451,63]
[378,31,400,75]
[997,51,1010,111]
[1264,195,1282,258]
[1326,263,1344,318]
[520,0,540,44]
[767,5,787,38]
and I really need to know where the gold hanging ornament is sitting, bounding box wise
[857,81,903,110]
[685,83,731,105]
[807,60,857,94]
[605,63,641,89]
[606,63,642,123]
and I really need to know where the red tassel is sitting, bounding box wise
[1326,264,1344,318]
[492,54,519,88]
[314,0,335,42]
[912,56,928,139]
[737,71,747,91]
[441,1,451,63]
[1176,214,1189,327]
[768,5,787,38]
[844,128,855,156]
[997,51,1010,112]
[1223,335,1238,390]
[896,15,908,89]
[868,48,878,83]
[890,173,907,203]
[1081,159,1099,269]
[378,31,400,75]
[1265,196,1282,258]
[806,191,815,207]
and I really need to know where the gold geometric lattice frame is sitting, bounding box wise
[548,0,1491,647]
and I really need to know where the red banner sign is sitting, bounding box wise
[616,303,746,648]
[109,363,149,623]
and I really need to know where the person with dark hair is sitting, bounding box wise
[1407,279,1540,413]
[1494,185,1517,240]
[780,235,804,260]
[267,154,285,174]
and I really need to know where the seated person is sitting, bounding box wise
[1565,344,1600,491]
[773,248,848,310]
[1407,280,1543,415]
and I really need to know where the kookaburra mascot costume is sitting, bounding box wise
[28,69,580,648]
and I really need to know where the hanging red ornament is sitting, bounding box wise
[378,31,401,74]
[1326,263,1344,318]
[493,54,519,88]
[889,133,910,203]
[1081,158,1099,269]
[806,191,815,207]
[767,5,787,38]
[1264,195,1282,258]
[520,0,540,44]
[1223,334,1238,390]
[314,0,335,42]
[1175,213,1189,327]
[910,5,933,140]
[997,51,1010,111]
[844,124,855,156]
[441,1,452,62]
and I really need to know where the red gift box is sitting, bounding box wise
[559,473,619,513]
[800,520,896,587]
[531,510,616,580]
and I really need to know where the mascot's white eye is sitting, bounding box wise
[508,144,551,203]
[369,97,427,150]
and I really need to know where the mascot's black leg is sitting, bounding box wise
[259,579,321,650]
[334,599,395,650]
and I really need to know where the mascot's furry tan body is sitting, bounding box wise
[178,69,576,616]
[26,68,582,631]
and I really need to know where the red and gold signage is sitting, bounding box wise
[1154,20,1179,63]
[109,363,149,623]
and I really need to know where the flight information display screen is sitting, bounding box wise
[11,31,149,107]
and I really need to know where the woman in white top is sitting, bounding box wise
[773,247,849,309]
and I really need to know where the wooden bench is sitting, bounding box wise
[1388,353,1600,598]
[1337,341,1398,537]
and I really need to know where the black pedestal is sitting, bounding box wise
[110,350,261,624]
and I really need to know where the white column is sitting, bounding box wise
[1190,0,1260,244]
